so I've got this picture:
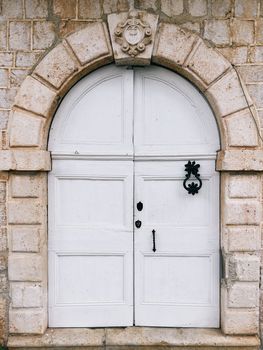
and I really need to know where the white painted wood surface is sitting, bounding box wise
[48,65,220,327]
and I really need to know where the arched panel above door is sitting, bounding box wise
[48,65,220,158]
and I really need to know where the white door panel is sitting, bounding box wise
[48,65,220,328]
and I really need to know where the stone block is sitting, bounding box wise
[0,110,9,129]
[0,88,17,109]
[228,174,260,198]
[25,0,48,18]
[228,253,260,282]
[247,83,263,108]
[186,40,230,85]
[0,150,51,171]
[78,0,102,18]
[222,308,258,334]
[10,69,30,88]
[256,19,263,44]
[228,282,258,308]
[0,22,7,51]
[34,43,78,89]
[11,174,42,198]
[204,19,231,45]
[103,0,129,13]
[218,46,248,64]
[1,0,23,18]
[0,69,9,88]
[8,200,42,224]
[53,0,76,19]
[181,22,200,33]
[8,254,43,281]
[254,46,263,62]
[135,0,158,11]
[0,228,7,252]
[205,70,249,117]
[153,23,196,67]
[108,11,159,65]
[11,282,43,307]
[224,108,258,147]
[9,309,46,334]
[188,0,207,16]
[9,110,43,147]
[11,226,40,253]
[225,200,261,225]
[0,52,13,67]
[161,0,184,16]
[237,65,263,83]
[0,256,7,271]
[9,21,31,50]
[66,22,112,65]
[211,0,232,17]
[33,21,56,50]
[235,0,257,18]
[217,150,263,171]
[232,19,255,45]
[15,52,41,68]
[15,76,56,117]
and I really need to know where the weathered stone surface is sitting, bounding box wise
[247,83,263,108]
[33,21,56,50]
[11,282,43,308]
[153,23,197,66]
[103,0,129,13]
[238,65,263,83]
[15,52,42,68]
[78,0,102,18]
[217,150,263,171]
[10,69,30,88]
[1,0,23,18]
[0,88,17,109]
[228,254,260,282]
[188,0,207,16]
[204,19,231,45]
[0,150,51,171]
[0,22,7,51]
[11,227,40,252]
[0,52,13,67]
[222,308,259,334]
[8,254,43,281]
[232,19,255,45]
[225,200,261,225]
[34,44,78,89]
[11,174,42,198]
[235,0,257,18]
[14,76,56,117]
[66,22,112,65]
[24,0,48,18]
[227,226,260,252]
[9,21,31,50]
[186,40,230,85]
[206,70,250,117]
[228,174,260,198]
[161,0,184,16]
[9,309,47,334]
[256,18,263,44]
[0,69,9,88]
[228,282,259,308]
[108,11,159,65]
[53,0,76,19]
[211,0,232,17]
[224,108,258,147]
[9,110,43,147]
[8,200,42,224]
[219,46,248,64]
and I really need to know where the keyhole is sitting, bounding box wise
[137,202,143,211]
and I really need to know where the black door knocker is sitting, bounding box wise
[183,160,202,195]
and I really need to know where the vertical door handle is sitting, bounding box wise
[152,229,156,252]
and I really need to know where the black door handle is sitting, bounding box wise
[152,229,156,252]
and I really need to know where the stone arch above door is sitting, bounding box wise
[5,13,263,343]
[4,19,262,171]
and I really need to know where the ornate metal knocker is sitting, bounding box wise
[183,160,202,195]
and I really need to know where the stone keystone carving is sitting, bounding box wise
[114,10,152,58]
[108,11,159,65]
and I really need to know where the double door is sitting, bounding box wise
[48,65,220,327]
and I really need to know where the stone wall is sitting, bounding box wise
[1,0,263,346]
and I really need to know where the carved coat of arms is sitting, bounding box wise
[114,10,152,57]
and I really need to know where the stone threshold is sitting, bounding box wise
[8,327,260,349]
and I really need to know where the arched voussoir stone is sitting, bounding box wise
[5,19,262,171]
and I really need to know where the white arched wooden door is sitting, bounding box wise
[48,65,220,328]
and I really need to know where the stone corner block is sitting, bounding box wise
[152,23,197,68]
[66,22,113,66]
[0,150,51,171]
[14,76,57,117]
[8,254,43,281]
[221,308,259,335]
[205,70,250,118]
[34,43,79,90]
[107,11,159,65]
[9,309,47,334]
[9,110,43,148]
[185,40,231,86]
[216,150,263,171]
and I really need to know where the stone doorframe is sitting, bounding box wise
[3,12,263,347]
